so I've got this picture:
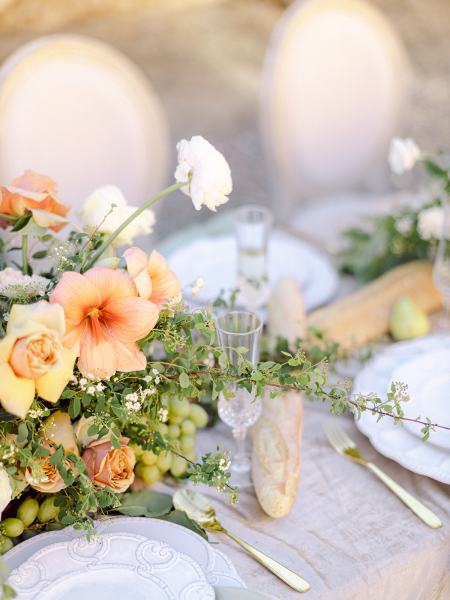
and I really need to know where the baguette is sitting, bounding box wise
[267,277,306,350]
[307,261,442,349]
[252,391,304,518]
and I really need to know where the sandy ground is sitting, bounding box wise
[0,0,448,240]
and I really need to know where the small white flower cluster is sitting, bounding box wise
[166,292,183,309]
[0,442,17,463]
[28,407,47,419]
[144,368,161,385]
[0,267,48,299]
[79,377,105,395]
[417,206,445,241]
[215,452,231,492]
[157,407,169,423]
[191,277,204,297]
[125,392,142,412]
[125,383,158,413]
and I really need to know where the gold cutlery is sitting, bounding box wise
[324,423,442,529]
[173,488,311,593]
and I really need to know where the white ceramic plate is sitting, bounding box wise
[0,34,169,209]
[168,231,338,310]
[392,350,450,450]
[9,533,214,600]
[4,517,245,590]
[353,336,450,484]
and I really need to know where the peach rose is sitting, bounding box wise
[25,443,67,493]
[42,411,79,457]
[0,170,70,232]
[0,302,77,418]
[123,247,181,308]
[82,437,136,493]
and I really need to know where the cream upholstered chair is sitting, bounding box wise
[0,34,170,209]
[261,0,410,220]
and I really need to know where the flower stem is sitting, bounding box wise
[83,181,185,271]
[22,234,28,275]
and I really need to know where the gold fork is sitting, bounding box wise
[324,423,442,529]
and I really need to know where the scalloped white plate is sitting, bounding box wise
[9,533,214,599]
[168,231,338,311]
[5,517,245,590]
[392,349,450,450]
[353,336,450,484]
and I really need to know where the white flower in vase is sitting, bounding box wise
[79,185,155,246]
[389,138,421,175]
[174,136,232,211]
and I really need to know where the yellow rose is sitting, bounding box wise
[0,301,77,419]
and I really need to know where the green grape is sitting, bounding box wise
[185,449,196,462]
[140,465,161,485]
[168,424,181,438]
[169,397,191,418]
[2,517,24,538]
[157,423,169,436]
[17,497,39,527]
[168,415,183,425]
[135,462,146,479]
[38,497,60,523]
[180,435,195,452]
[189,404,208,428]
[181,419,196,436]
[45,523,65,531]
[170,455,188,478]
[0,535,13,554]
[156,452,173,473]
[140,450,158,466]
[129,443,143,459]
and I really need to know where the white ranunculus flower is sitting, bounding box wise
[79,186,155,246]
[0,467,12,518]
[388,138,421,175]
[417,206,444,240]
[174,136,232,211]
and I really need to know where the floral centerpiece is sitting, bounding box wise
[0,135,448,598]
[341,138,450,281]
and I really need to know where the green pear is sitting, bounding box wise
[389,296,430,341]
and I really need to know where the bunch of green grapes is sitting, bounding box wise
[0,496,59,554]
[134,398,208,485]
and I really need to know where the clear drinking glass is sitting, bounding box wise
[433,197,450,330]
[216,311,263,487]
[234,205,273,310]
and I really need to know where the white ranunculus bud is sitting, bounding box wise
[0,467,12,519]
[388,138,421,175]
[78,186,155,246]
[73,416,98,448]
[174,136,232,211]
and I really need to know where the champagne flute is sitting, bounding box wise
[235,205,273,310]
[216,311,262,487]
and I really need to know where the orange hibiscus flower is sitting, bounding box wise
[0,170,70,232]
[50,268,159,379]
[123,247,181,308]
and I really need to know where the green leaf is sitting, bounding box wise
[117,490,173,517]
[11,212,32,232]
[159,509,208,540]
[17,422,28,444]
[32,250,47,259]
[179,372,190,389]
[69,396,81,419]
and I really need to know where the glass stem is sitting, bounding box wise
[232,426,249,472]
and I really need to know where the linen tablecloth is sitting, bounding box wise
[195,409,449,600]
